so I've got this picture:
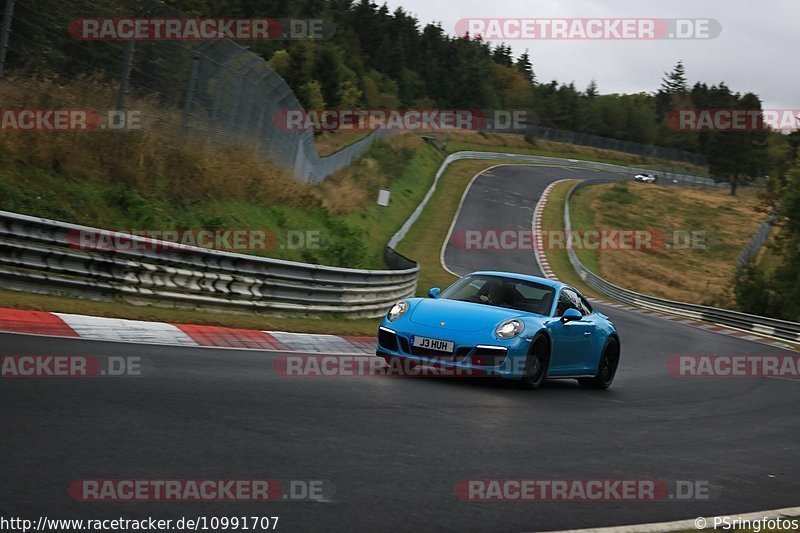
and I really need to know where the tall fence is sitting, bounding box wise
[522,125,708,168]
[0,0,387,184]
[737,214,776,269]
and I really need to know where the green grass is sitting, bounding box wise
[0,137,441,270]
[756,230,783,274]
[565,182,764,307]
[339,140,444,267]
[395,159,497,294]
[0,288,381,335]
[0,135,442,332]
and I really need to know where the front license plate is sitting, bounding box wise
[411,335,454,353]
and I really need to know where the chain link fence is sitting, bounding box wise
[737,214,776,269]
[0,0,388,184]
[508,125,708,168]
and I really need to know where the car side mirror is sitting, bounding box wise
[561,308,582,322]
[427,287,441,299]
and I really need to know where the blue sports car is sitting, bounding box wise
[376,271,620,389]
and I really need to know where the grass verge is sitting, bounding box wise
[443,131,709,175]
[539,180,605,300]
[314,130,373,157]
[0,289,380,335]
[568,182,763,308]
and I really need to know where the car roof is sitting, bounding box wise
[469,271,567,290]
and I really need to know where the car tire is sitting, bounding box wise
[578,337,620,390]
[520,336,550,390]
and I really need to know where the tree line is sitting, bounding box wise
[169,0,794,190]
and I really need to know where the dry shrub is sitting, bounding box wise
[311,134,423,214]
[315,168,370,214]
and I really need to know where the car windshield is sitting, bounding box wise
[439,274,556,315]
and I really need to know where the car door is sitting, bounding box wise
[573,294,604,375]
[548,288,597,375]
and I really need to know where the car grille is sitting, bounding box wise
[469,346,509,367]
[398,336,410,354]
[377,328,398,352]
[454,347,471,360]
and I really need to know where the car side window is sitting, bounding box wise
[579,295,593,315]
[556,289,581,316]
[555,292,571,316]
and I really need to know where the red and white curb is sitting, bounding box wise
[0,307,375,354]
[531,182,799,353]
[532,179,569,280]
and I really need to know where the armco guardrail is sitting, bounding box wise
[0,210,418,318]
[563,179,800,344]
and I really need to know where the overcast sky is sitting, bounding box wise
[382,0,799,110]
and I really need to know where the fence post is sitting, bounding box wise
[181,41,215,137]
[0,0,16,79]
[228,55,264,138]
[114,41,136,126]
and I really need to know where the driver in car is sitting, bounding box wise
[480,282,512,307]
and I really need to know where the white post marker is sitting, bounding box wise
[377,188,391,207]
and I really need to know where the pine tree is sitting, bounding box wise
[585,79,598,99]
[661,60,688,94]
[515,50,534,83]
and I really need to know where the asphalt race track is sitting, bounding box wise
[2,165,799,532]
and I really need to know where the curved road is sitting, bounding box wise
[1,165,799,532]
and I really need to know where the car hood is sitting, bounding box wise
[409,298,526,332]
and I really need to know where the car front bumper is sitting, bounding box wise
[375,324,530,379]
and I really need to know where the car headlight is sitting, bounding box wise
[387,300,409,321]
[495,319,524,339]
